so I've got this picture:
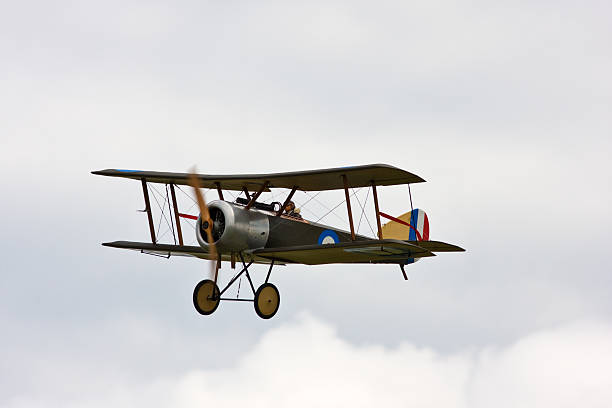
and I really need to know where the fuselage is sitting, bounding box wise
[196,200,372,253]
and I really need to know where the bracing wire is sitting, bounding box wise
[225,189,237,201]
[156,228,171,242]
[175,185,198,205]
[176,185,213,205]
[149,185,172,229]
[181,218,198,245]
[355,187,368,234]
[175,184,213,215]
[314,188,362,224]
[296,190,322,208]
[352,187,376,238]
[263,189,354,236]
[298,190,346,224]
[149,183,174,241]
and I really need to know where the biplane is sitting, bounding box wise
[92,164,464,319]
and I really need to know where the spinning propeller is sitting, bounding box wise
[188,169,218,279]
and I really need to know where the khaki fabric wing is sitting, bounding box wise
[103,241,212,259]
[252,239,435,265]
[102,241,278,264]
[92,164,425,192]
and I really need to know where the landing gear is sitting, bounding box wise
[192,257,281,319]
[254,283,280,319]
[193,279,220,315]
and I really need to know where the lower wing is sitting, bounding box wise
[101,241,278,264]
[102,239,463,266]
[251,239,463,265]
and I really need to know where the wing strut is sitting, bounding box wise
[242,187,251,200]
[342,175,356,240]
[215,182,224,200]
[141,179,156,244]
[371,181,383,239]
[245,181,269,210]
[169,183,184,246]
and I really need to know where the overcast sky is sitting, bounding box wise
[1,0,611,406]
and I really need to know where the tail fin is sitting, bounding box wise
[380,208,429,241]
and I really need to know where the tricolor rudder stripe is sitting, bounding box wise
[380,208,430,241]
[413,208,429,241]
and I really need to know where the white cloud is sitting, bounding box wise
[1,1,611,405]
[5,314,612,408]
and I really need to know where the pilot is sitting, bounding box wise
[284,201,303,219]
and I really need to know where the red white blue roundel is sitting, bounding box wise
[318,229,339,245]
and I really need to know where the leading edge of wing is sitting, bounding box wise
[91,163,425,191]
[251,239,436,265]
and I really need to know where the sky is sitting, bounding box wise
[1,0,611,406]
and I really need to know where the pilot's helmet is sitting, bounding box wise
[285,201,296,212]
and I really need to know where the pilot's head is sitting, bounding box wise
[285,201,295,212]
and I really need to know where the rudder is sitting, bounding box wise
[380,208,429,241]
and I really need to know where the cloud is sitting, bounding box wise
[5,314,611,408]
[1,1,611,405]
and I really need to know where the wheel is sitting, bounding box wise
[193,279,220,315]
[254,283,280,319]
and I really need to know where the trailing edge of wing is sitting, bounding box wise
[103,241,209,258]
[102,241,278,265]
[91,163,425,191]
[251,239,436,265]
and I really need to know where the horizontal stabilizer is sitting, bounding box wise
[405,240,465,252]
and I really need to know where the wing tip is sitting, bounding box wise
[101,241,124,247]
[92,169,144,176]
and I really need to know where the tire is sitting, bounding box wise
[254,283,280,319]
[193,279,220,315]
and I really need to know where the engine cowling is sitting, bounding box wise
[196,200,269,252]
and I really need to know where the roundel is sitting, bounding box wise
[318,229,340,245]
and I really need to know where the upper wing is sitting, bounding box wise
[251,239,436,265]
[102,241,278,265]
[91,164,425,191]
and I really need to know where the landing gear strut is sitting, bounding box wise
[191,256,280,319]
